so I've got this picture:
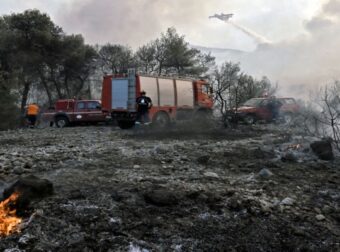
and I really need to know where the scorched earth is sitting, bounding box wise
[0,124,339,251]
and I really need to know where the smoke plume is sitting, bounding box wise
[56,0,225,48]
[237,0,340,98]
[56,0,340,99]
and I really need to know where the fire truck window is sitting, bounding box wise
[202,85,209,94]
[77,102,86,110]
[87,102,100,110]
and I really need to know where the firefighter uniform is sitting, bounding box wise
[26,103,39,127]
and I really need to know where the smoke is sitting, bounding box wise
[236,0,340,98]
[55,0,340,99]
[56,0,225,48]
[229,21,272,45]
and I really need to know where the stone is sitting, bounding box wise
[315,214,326,221]
[310,139,334,160]
[258,168,273,178]
[13,166,24,175]
[253,147,275,159]
[133,164,141,169]
[18,234,36,247]
[203,172,219,179]
[280,197,294,206]
[197,155,210,165]
[281,152,298,162]
[322,205,333,214]
[246,163,257,168]
[3,175,53,217]
[144,189,179,206]
[24,162,33,169]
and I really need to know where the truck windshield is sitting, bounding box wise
[243,98,262,107]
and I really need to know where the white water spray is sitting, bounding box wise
[229,21,272,45]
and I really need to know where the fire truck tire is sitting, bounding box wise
[153,112,170,128]
[55,116,69,128]
[244,114,256,125]
[117,120,135,129]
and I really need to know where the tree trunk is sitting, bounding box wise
[50,69,63,98]
[39,71,53,107]
[20,81,31,126]
[64,76,71,98]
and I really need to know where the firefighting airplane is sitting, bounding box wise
[209,13,234,22]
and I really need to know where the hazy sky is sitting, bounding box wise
[0,0,328,50]
[1,0,339,97]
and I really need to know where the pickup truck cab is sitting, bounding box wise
[233,97,300,124]
[41,99,110,127]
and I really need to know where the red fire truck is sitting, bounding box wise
[101,70,213,129]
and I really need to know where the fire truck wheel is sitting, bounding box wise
[117,120,135,129]
[55,116,69,128]
[153,112,170,128]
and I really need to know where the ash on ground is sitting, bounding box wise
[0,125,339,251]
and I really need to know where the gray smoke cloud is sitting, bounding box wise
[57,0,225,47]
[237,0,340,98]
[56,0,340,99]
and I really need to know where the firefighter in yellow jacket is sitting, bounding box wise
[26,103,39,127]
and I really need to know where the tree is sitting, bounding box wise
[135,43,157,73]
[1,10,62,117]
[98,44,134,74]
[58,35,98,98]
[136,28,215,77]
[212,62,273,125]
[213,62,240,120]
[0,73,19,130]
[309,82,340,150]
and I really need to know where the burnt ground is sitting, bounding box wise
[0,124,339,251]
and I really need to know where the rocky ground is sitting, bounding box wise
[0,124,339,252]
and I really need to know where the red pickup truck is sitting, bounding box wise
[231,97,300,124]
[41,99,111,128]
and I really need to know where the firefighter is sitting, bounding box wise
[136,91,152,124]
[267,96,283,121]
[26,103,40,127]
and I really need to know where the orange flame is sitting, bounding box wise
[0,192,22,236]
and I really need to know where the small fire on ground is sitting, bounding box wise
[0,192,22,236]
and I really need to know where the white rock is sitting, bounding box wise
[315,214,326,221]
[280,197,295,206]
[133,165,141,169]
[203,172,219,179]
[258,168,273,178]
